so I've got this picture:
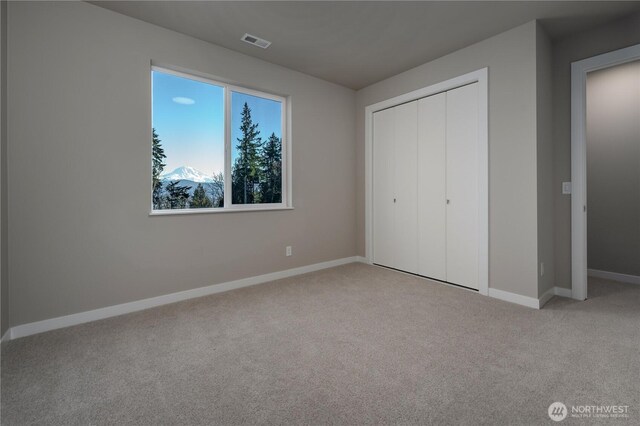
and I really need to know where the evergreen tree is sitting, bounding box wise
[165,181,192,209]
[232,102,262,204]
[152,128,167,209]
[190,183,213,208]
[260,133,282,203]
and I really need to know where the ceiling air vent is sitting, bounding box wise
[241,33,271,49]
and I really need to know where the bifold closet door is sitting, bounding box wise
[417,93,447,281]
[372,101,418,273]
[446,83,479,289]
[373,107,395,269]
[393,101,419,274]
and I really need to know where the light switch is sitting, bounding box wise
[562,182,572,195]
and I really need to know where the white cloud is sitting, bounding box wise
[172,97,195,105]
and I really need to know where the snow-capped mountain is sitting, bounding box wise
[160,166,214,183]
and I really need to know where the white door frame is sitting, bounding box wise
[570,44,640,301]
[364,68,489,296]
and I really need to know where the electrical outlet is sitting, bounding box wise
[540,262,545,277]
[562,182,572,195]
[286,246,292,257]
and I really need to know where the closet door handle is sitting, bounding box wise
[446,199,450,204]
[394,198,397,203]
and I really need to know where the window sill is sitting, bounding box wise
[149,206,294,216]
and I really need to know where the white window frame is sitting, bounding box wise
[150,65,292,215]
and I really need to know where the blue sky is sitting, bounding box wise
[152,70,282,176]
[152,71,224,174]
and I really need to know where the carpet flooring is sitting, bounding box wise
[1,263,639,425]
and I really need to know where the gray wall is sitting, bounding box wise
[586,60,640,276]
[552,11,640,289]
[1,0,8,336]
[356,21,541,298]
[536,23,555,297]
[7,1,356,327]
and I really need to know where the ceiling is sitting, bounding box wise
[91,1,640,90]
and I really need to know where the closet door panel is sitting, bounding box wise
[417,93,447,280]
[393,101,419,274]
[446,83,479,289]
[373,108,395,268]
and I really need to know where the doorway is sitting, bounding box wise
[571,44,640,300]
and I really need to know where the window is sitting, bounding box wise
[151,67,288,213]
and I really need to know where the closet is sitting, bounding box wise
[372,83,479,290]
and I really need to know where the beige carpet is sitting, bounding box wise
[2,263,639,425]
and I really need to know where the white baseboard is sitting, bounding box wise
[7,256,365,341]
[490,285,575,310]
[538,287,556,309]
[553,286,573,298]
[587,269,640,285]
[1,328,11,343]
[538,286,572,308]
[488,288,540,309]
